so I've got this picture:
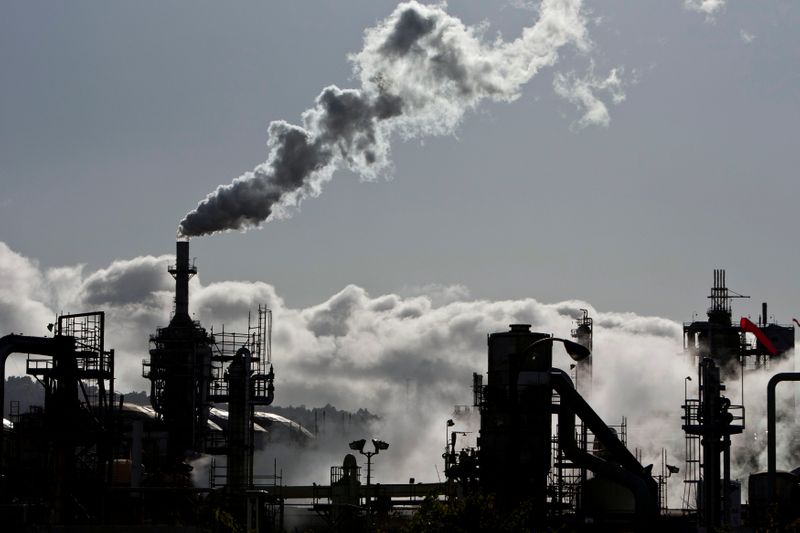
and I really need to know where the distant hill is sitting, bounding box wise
[262,404,378,436]
[2,376,150,418]
[3,376,44,418]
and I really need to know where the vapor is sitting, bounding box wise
[553,64,626,129]
[2,241,797,500]
[684,0,726,17]
[178,0,590,236]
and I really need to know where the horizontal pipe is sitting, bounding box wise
[267,482,446,500]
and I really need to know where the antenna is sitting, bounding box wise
[708,269,749,314]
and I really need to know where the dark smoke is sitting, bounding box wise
[380,7,437,57]
[178,0,589,236]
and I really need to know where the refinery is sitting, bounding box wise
[0,242,798,532]
[3,1,799,532]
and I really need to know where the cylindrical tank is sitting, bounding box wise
[486,324,550,388]
[480,324,552,512]
[582,476,635,515]
[748,471,800,526]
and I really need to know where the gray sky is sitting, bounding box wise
[2,0,799,323]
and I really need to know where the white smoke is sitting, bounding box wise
[553,64,626,129]
[178,0,591,236]
[684,0,726,18]
[1,241,797,502]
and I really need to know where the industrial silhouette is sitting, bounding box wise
[1,250,797,531]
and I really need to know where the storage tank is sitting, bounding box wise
[582,476,635,516]
[748,471,800,526]
[479,324,552,512]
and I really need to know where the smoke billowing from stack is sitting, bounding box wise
[178,0,588,236]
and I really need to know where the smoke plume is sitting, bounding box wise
[178,0,589,236]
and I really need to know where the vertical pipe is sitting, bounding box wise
[228,348,251,491]
[174,241,190,318]
[0,346,7,486]
[723,436,731,525]
[700,358,721,529]
[366,453,372,510]
[131,420,143,489]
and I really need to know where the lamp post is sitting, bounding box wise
[684,376,692,402]
[445,419,455,474]
[523,336,591,364]
[446,419,454,455]
[349,438,389,510]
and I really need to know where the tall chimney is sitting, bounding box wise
[169,240,196,319]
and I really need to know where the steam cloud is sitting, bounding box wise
[684,0,726,17]
[2,240,798,504]
[178,0,590,236]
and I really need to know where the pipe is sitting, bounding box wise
[228,346,251,491]
[549,369,658,528]
[264,365,275,406]
[767,372,800,500]
[173,241,191,319]
[131,420,143,489]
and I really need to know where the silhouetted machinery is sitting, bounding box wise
[144,240,213,466]
[143,241,276,486]
[0,312,115,525]
[682,358,744,529]
[471,324,658,529]
[4,252,800,531]
[141,240,276,527]
[0,241,276,529]
[678,270,800,530]
[684,269,794,373]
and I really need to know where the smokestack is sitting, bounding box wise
[169,240,196,320]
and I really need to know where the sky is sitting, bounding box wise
[2,0,800,489]
[1,0,798,322]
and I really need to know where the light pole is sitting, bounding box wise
[446,419,454,455]
[523,336,591,364]
[349,438,389,510]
